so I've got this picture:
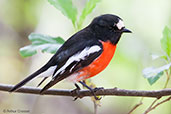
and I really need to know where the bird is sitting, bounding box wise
[9,14,132,99]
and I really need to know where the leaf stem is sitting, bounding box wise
[163,68,171,88]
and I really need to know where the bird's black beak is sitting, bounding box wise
[122,28,132,33]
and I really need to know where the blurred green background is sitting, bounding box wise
[0,0,171,114]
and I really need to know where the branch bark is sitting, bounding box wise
[0,84,171,98]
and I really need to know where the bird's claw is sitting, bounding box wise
[71,83,103,101]
[94,87,104,92]
[90,87,104,100]
[94,95,102,100]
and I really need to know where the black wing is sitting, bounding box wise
[40,43,103,93]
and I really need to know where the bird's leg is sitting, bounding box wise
[79,81,101,100]
[71,83,81,101]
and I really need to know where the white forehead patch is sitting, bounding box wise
[116,20,125,30]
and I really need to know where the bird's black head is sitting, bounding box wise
[89,14,131,45]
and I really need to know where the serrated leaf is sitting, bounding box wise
[48,0,77,26]
[20,33,65,57]
[78,0,100,29]
[143,62,171,85]
[160,26,171,57]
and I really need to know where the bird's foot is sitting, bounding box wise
[71,83,82,101]
[94,87,104,92]
[92,87,104,100]
[79,81,103,100]
[90,89,102,100]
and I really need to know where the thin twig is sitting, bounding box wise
[0,84,171,98]
[143,96,171,114]
[93,101,98,114]
[143,98,160,114]
[151,96,171,110]
[128,97,144,114]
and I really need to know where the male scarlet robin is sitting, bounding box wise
[10,14,132,99]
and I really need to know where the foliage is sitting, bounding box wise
[48,0,77,27]
[20,0,100,57]
[77,0,101,30]
[161,27,171,58]
[143,26,171,86]
[20,33,64,57]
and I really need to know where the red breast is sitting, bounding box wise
[69,41,116,82]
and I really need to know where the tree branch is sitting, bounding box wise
[143,96,171,114]
[0,84,171,98]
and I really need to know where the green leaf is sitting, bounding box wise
[48,0,77,26]
[20,33,65,57]
[160,26,171,57]
[78,0,101,29]
[147,71,164,85]
[143,62,171,85]
[151,54,168,61]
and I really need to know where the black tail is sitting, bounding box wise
[37,77,48,87]
[9,64,50,92]
[40,76,65,94]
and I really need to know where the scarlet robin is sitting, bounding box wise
[10,14,132,99]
